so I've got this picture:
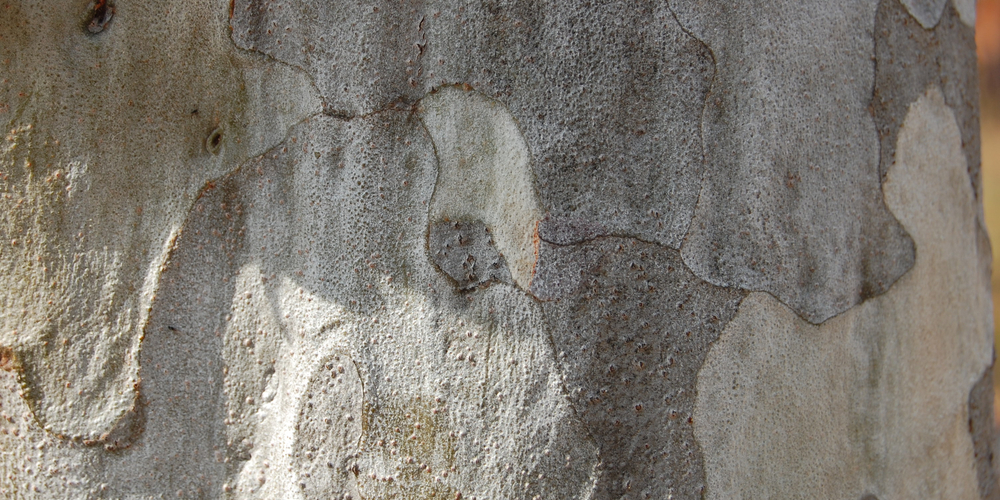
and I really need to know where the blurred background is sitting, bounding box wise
[979,0,1000,426]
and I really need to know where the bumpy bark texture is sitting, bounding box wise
[0,0,993,499]
[533,237,745,498]
[673,0,915,324]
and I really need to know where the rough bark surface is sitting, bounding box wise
[0,0,994,498]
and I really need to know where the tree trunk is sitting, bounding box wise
[0,0,994,498]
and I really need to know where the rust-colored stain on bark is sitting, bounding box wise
[0,346,16,372]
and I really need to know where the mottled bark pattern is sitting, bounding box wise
[673,0,915,324]
[534,236,745,499]
[232,0,715,250]
[0,0,992,498]
[873,0,981,198]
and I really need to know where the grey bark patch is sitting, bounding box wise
[529,240,603,302]
[899,0,948,28]
[429,220,512,290]
[487,2,713,249]
[672,0,914,324]
[873,0,981,201]
[232,0,427,117]
[968,361,1000,500]
[293,354,364,500]
[233,0,714,249]
[539,237,745,499]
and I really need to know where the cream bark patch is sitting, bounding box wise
[694,87,991,499]
[953,0,976,27]
[0,0,319,441]
[901,0,949,27]
[419,86,542,291]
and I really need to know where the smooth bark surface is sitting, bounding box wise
[0,0,994,498]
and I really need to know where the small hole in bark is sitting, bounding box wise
[206,127,224,154]
[85,0,114,34]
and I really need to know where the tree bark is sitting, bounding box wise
[0,0,994,498]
